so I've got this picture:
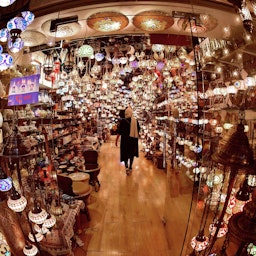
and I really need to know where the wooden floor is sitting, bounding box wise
[73,136,217,256]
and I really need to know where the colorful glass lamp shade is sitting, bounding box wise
[78,44,94,58]
[0,176,12,192]
[23,243,38,256]
[0,53,13,71]
[209,221,228,238]
[7,17,27,42]
[21,11,35,26]
[95,52,105,62]
[191,230,209,251]
[0,0,16,7]
[0,28,9,42]
[0,166,12,192]
[7,38,24,53]
[7,187,27,212]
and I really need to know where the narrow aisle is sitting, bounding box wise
[74,136,191,256]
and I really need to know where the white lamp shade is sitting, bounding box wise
[28,207,48,224]
[7,194,27,212]
[23,244,38,256]
[42,214,56,229]
[28,232,44,242]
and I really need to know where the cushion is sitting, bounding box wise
[72,181,90,195]
[69,172,90,182]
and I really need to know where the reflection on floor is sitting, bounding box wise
[73,136,217,256]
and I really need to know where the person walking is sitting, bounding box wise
[115,107,140,175]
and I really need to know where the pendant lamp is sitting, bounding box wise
[0,167,12,192]
[23,243,38,256]
[7,186,27,212]
[191,230,209,251]
[42,213,56,229]
[7,16,27,43]
[28,202,48,225]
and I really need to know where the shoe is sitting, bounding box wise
[126,168,130,175]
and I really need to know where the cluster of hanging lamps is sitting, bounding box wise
[0,10,34,59]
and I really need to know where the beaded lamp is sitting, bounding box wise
[28,203,48,225]
[23,243,38,256]
[7,187,27,212]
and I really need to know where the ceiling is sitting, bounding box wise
[0,0,247,52]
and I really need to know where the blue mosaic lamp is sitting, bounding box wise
[0,167,12,192]
[7,16,27,42]
[0,46,13,71]
[7,37,24,53]
[0,28,9,42]
[21,11,35,26]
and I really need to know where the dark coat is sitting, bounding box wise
[117,117,140,162]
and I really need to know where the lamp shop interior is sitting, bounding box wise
[1,0,256,256]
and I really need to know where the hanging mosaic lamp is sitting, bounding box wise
[0,0,16,7]
[191,230,209,251]
[7,16,27,42]
[0,28,9,42]
[42,213,56,229]
[0,166,12,192]
[7,37,24,53]
[7,187,27,212]
[209,220,228,238]
[0,52,13,71]
[28,203,48,225]
[23,243,38,256]
[77,44,94,58]
[95,52,105,62]
[28,231,44,242]
[34,224,49,235]
[21,11,35,26]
